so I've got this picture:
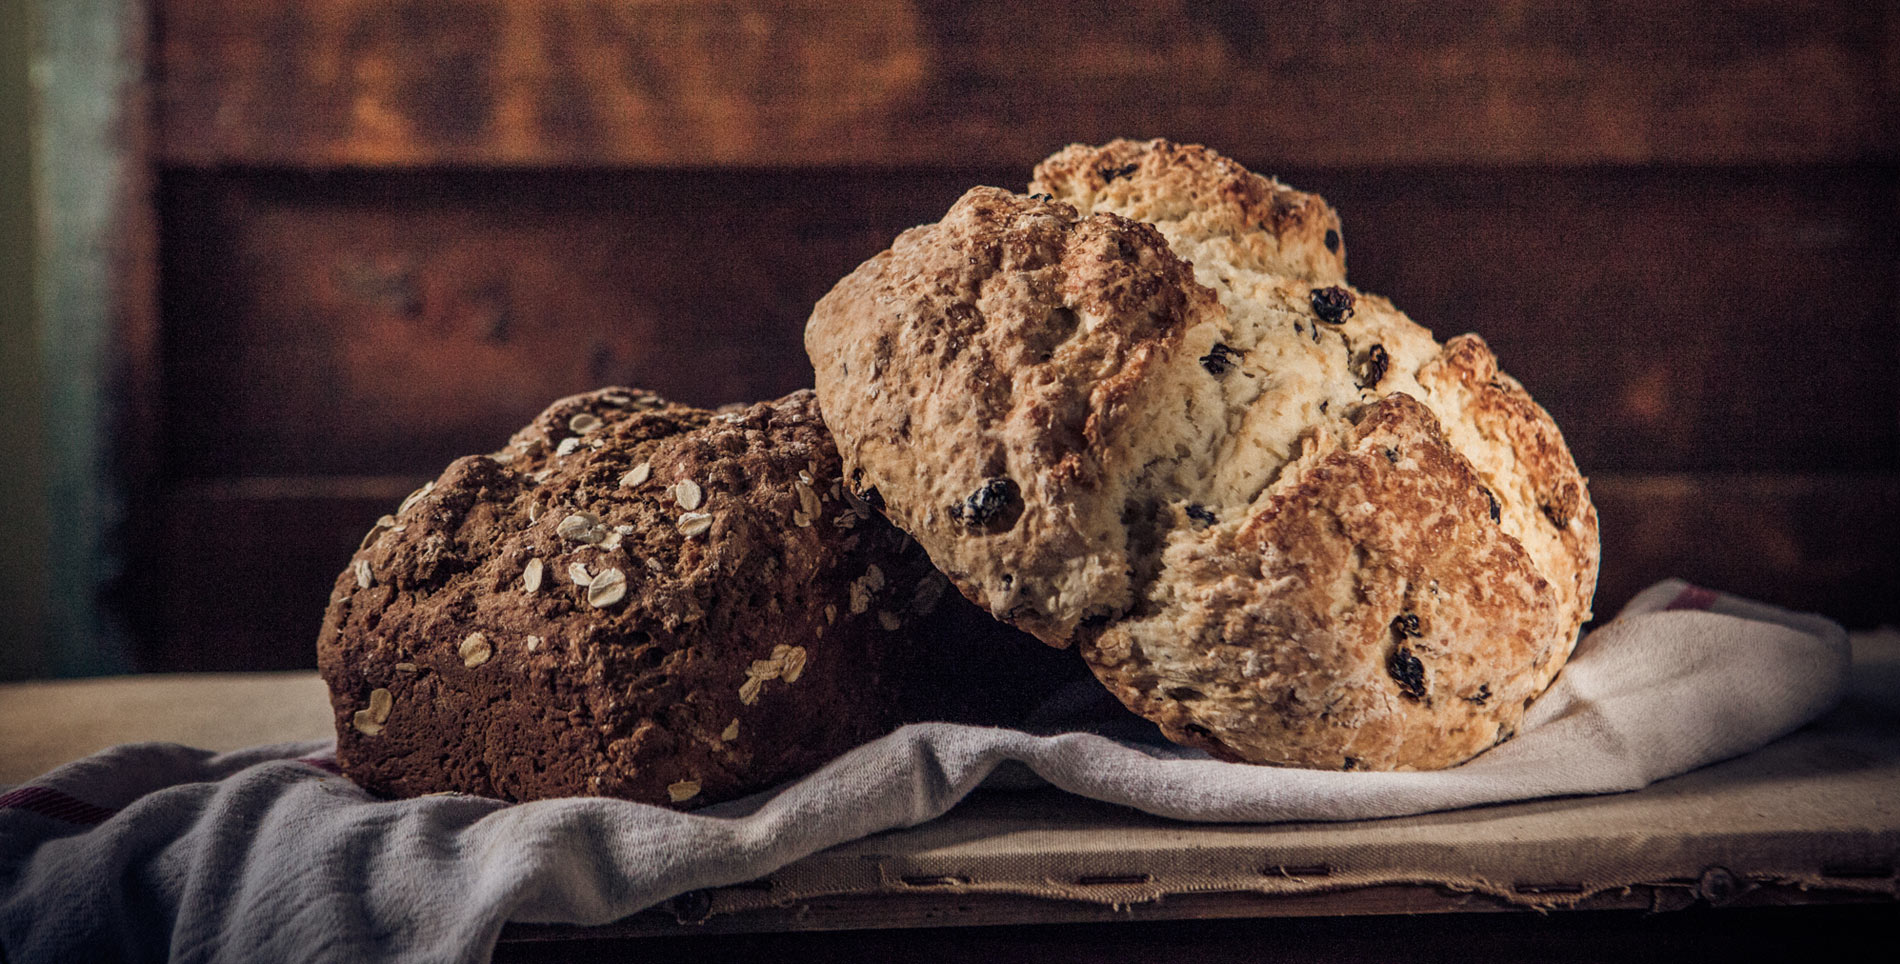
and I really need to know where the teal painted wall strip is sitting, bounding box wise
[31,0,142,676]
[0,0,49,679]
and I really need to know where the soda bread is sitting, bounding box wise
[317,389,956,806]
[806,139,1599,770]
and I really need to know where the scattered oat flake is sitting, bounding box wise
[796,481,821,518]
[398,481,435,515]
[588,567,628,608]
[749,658,783,682]
[351,711,384,736]
[849,581,873,615]
[528,501,542,523]
[673,479,704,511]
[864,564,886,591]
[526,635,542,652]
[798,470,814,485]
[911,575,947,613]
[792,510,812,528]
[782,647,808,683]
[523,558,544,592]
[620,462,651,488]
[557,513,602,543]
[353,559,373,589]
[569,561,594,586]
[878,610,902,631]
[645,557,665,573]
[568,412,602,434]
[825,604,837,624]
[358,515,396,550]
[677,512,713,538]
[599,531,623,551]
[555,436,582,457]
[368,687,393,723]
[739,675,764,705]
[667,780,701,803]
[459,632,492,667]
[721,719,739,741]
[393,662,418,673]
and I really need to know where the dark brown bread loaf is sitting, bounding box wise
[316,388,1007,808]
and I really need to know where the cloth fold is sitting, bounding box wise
[0,581,1853,964]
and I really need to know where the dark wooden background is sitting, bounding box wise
[124,0,1900,672]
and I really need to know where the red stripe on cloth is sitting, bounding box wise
[296,756,342,775]
[0,785,118,825]
[1664,584,1720,612]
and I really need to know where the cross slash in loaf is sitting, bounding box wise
[805,139,1599,770]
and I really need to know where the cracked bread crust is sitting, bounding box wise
[316,389,952,807]
[1417,335,1599,651]
[1088,394,1562,770]
[807,139,1599,770]
[1031,138,1347,287]
[805,186,1220,644]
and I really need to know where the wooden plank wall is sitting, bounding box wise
[137,0,1899,671]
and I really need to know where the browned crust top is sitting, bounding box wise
[1032,138,1347,285]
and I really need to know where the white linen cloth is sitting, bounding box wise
[0,580,1851,963]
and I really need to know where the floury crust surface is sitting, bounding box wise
[317,389,1003,808]
[805,139,1599,771]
